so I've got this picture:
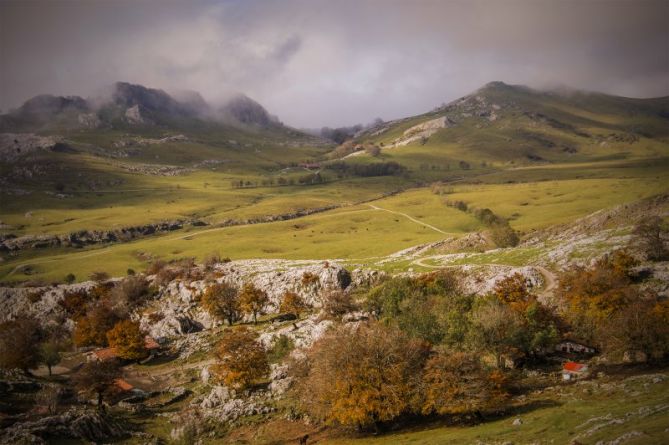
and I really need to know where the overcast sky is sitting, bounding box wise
[1,0,667,127]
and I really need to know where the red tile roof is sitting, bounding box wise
[114,378,134,391]
[564,361,587,372]
[93,347,119,360]
[144,336,160,350]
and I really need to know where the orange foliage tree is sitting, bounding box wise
[279,291,306,318]
[297,323,430,430]
[213,327,269,389]
[239,283,268,324]
[106,320,148,360]
[73,304,119,347]
[421,350,510,416]
[202,282,240,326]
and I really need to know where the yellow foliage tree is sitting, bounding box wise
[202,282,240,326]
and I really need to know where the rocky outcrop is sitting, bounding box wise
[1,220,193,252]
[0,133,60,161]
[0,282,94,327]
[387,116,453,148]
[0,409,127,444]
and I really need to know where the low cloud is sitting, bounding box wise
[1,0,667,127]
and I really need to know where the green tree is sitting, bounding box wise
[39,339,62,376]
[73,360,122,408]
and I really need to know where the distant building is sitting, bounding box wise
[555,339,596,355]
[562,361,589,380]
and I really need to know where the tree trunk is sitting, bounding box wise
[253,312,258,324]
[97,392,103,408]
[47,364,52,376]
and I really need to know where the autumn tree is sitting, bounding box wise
[297,323,430,430]
[73,360,122,408]
[493,273,531,309]
[421,350,510,417]
[279,291,306,318]
[239,283,268,324]
[213,327,269,389]
[201,282,240,326]
[106,320,148,361]
[633,216,667,261]
[0,317,42,373]
[73,304,120,347]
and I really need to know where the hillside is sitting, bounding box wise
[342,82,669,177]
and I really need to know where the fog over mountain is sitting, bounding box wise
[1,0,667,127]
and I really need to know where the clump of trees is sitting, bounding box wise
[213,327,269,390]
[295,322,511,431]
[557,250,669,360]
[325,161,407,178]
[444,202,520,248]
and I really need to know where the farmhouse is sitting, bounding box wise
[555,339,596,355]
[89,336,162,362]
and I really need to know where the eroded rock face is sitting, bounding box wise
[0,282,94,328]
[0,409,127,444]
[0,133,59,161]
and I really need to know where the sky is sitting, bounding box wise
[1,0,668,127]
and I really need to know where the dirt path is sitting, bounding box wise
[367,204,449,235]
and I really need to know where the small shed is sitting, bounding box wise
[562,361,589,380]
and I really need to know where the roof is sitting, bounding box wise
[114,378,134,392]
[93,347,119,360]
[563,361,587,372]
[144,336,160,350]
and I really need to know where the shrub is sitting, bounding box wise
[489,224,520,248]
[268,335,295,363]
[321,290,356,320]
[64,273,76,284]
[89,271,110,283]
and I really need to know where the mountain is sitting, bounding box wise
[0,82,285,131]
[355,81,669,165]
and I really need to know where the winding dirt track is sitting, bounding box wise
[366,204,449,234]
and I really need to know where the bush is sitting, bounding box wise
[110,275,150,314]
[64,273,76,284]
[489,224,520,248]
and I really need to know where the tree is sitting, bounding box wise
[213,328,269,390]
[279,291,306,318]
[0,317,41,373]
[493,273,531,310]
[73,360,122,408]
[202,282,240,326]
[490,224,520,248]
[239,283,268,324]
[297,323,429,430]
[106,320,148,361]
[73,304,119,347]
[36,385,61,414]
[64,273,76,284]
[39,339,62,376]
[469,297,525,368]
[421,351,510,417]
[633,216,667,261]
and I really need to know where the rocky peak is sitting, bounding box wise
[219,94,276,127]
[111,82,187,117]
